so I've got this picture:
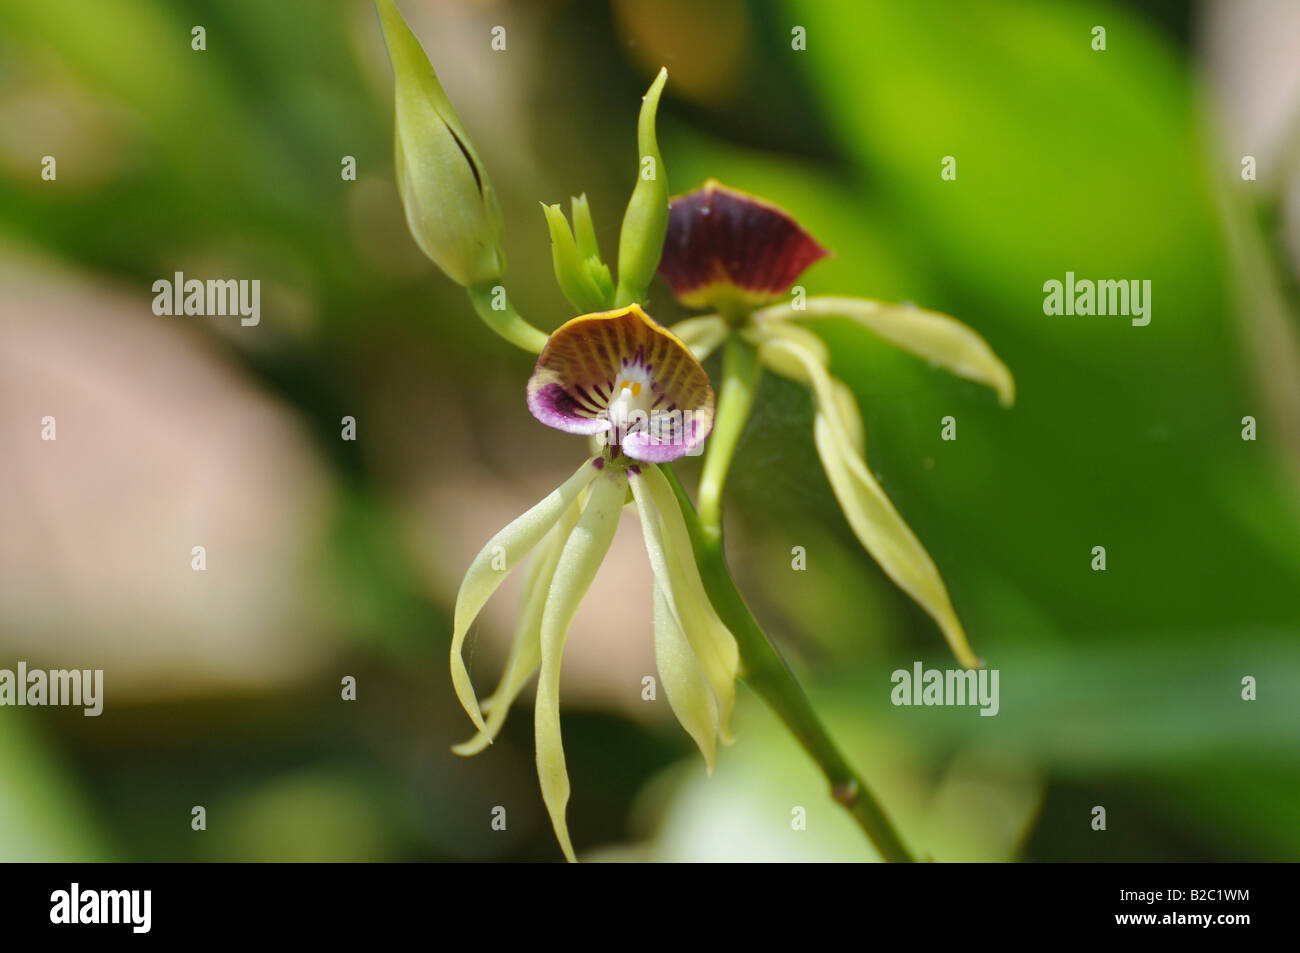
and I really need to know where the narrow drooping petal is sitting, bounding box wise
[659,180,829,311]
[653,584,720,771]
[535,468,628,862]
[748,321,863,456]
[833,379,866,458]
[453,498,581,756]
[815,412,977,669]
[746,319,828,380]
[450,458,602,733]
[631,472,729,770]
[669,314,729,363]
[760,334,980,670]
[526,305,715,462]
[478,497,582,715]
[759,295,1015,407]
[635,466,739,741]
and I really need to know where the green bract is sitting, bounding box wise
[377,0,505,288]
[542,200,613,314]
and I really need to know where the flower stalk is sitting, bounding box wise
[660,462,916,863]
[696,333,761,539]
[466,282,549,354]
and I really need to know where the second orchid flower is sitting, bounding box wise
[662,180,1015,670]
[449,305,737,862]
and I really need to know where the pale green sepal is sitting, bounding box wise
[762,335,979,669]
[813,411,977,668]
[751,322,862,455]
[640,466,740,742]
[453,498,581,755]
[669,315,729,362]
[614,68,669,307]
[745,320,828,377]
[476,497,581,716]
[535,469,627,862]
[631,474,723,769]
[450,459,601,734]
[832,378,865,459]
[653,584,720,772]
[761,295,1015,407]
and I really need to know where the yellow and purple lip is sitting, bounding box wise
[658,179,829,312]
[527,305,715,462]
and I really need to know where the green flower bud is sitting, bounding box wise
[377,0,506,288]
[614,68,669,307]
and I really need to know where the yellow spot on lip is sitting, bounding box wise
[619,380,642,397]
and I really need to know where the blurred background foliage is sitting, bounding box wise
[1,0,1297,861]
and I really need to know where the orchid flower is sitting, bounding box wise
[660,180,1015,670]
[379,0,930,861]
[448,304,738,861]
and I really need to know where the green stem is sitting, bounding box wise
[467,283,549,354]
[660,464,915,863]
[696,334,761,537]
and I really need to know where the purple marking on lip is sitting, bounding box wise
[527,381,611,436]
[621,416,705,463]
[525,306,716,452]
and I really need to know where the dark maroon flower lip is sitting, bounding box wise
[658,179,830,312]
